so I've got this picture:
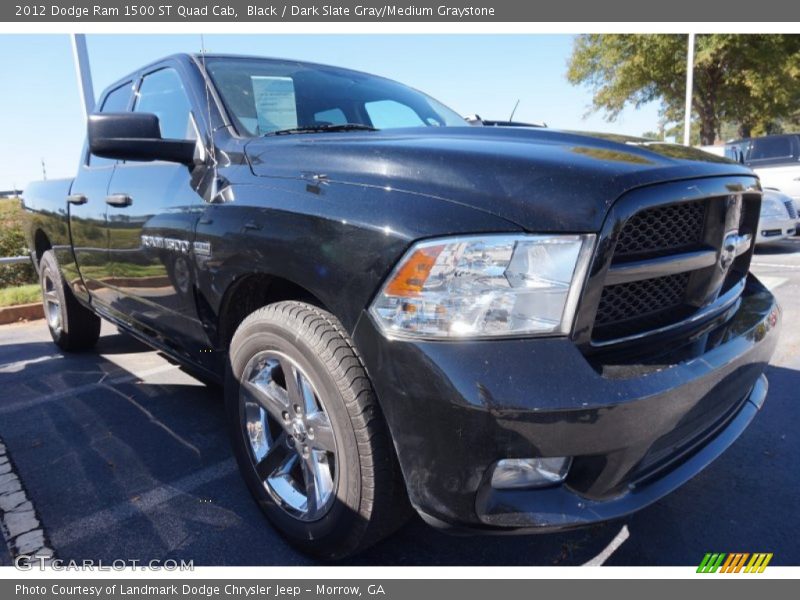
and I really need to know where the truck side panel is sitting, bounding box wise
[23,178,78,285]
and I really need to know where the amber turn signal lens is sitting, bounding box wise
[384,244,445,297]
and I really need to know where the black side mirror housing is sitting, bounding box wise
[88,112,197,166]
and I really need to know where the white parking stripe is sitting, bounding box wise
[0,354,63,374]
[582,525,630,566]
[752,262,800,269]
[0,363,180,416]
[49,458,236,547]
[755,276,789,291]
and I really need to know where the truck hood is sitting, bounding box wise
[244,127,756,231]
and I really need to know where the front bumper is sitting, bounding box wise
[756,214,796,243]
[352,275,780,532]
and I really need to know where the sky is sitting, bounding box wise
[0,34,663,190]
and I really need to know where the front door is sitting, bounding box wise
[68,80,134,307]
[104,66,207,351]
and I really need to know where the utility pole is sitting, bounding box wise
[41,158,47,181]
[683,33,695,147]
[70,34,95,118]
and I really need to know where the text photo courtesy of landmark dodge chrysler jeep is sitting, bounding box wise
[23,54,780,559]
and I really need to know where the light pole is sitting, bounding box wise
[683,33,695,146]
[70,34,95,118]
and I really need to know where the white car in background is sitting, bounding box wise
[725,134,800,215]
[757,188,798,244]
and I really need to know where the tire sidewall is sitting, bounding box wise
[225,315,363,551]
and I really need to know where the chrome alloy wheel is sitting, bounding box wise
[42,272,61,331]
[240,351,338,522]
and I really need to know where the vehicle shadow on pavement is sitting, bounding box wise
[1,331,798,566]
[754,239,800,255]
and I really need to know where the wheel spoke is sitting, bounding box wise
[254,431,289,480]
[44,290,59,303]
[280,357,304,411]
[243,379,288,423]
[301,453,325,517]
[298,373,317,414]
[306,411,336,452]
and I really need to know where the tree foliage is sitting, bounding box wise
[567,34,800,144]
[0,198,36,288]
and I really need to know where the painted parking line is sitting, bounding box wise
[582,525,630,566]
[755,276,789,291]
[48,458,237,548]
[0,438,53,563]
[0,354,63,374]
[752,262,800,270]
[0,362,180,416]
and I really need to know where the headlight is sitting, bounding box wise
[369,234,595,339]
[761,195,788,218]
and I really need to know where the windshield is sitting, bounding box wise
[203,56,468,136]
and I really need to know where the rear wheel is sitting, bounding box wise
[39,250,101,351]
[226,301,409,559]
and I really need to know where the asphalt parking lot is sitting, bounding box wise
[1,239,799,567]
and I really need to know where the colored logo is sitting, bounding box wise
[697,553,773,573]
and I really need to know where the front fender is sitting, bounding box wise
[193,179,522,335]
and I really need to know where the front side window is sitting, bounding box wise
[89,82,133,166]
[365,100,426,128]
[134,68,194,140]
[204,57,467,136]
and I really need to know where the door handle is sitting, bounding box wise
[67,194,87,205]
[105,194,133,207]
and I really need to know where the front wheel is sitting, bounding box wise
[225,301,409,559]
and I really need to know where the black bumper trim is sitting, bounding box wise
[474,375,767,531]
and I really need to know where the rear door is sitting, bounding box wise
[103,64,208,351]
[68,81,133,306]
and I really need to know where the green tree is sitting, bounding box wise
[567,34,800,145]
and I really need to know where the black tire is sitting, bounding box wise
[39,250,101,352]
[225,301,409,559]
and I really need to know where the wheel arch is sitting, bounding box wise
[216,272,330,351]
[33,229,52,268]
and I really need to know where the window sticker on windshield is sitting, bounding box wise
[251,76,298,134]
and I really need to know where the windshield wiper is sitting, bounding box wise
[265,123,379,136]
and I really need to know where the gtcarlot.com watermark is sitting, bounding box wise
[14,555,194,571]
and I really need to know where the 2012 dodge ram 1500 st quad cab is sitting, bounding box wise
[24,54,780,559]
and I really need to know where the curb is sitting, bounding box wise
[0,438,54,565]
[0,303,43,326]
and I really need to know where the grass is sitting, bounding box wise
[0,197,23,218]
[0,283,40,308]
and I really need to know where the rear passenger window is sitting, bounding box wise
[89,82,132,166]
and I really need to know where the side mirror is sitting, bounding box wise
[88,112,198,166]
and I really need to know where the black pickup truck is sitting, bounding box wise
[24,53,780,559]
